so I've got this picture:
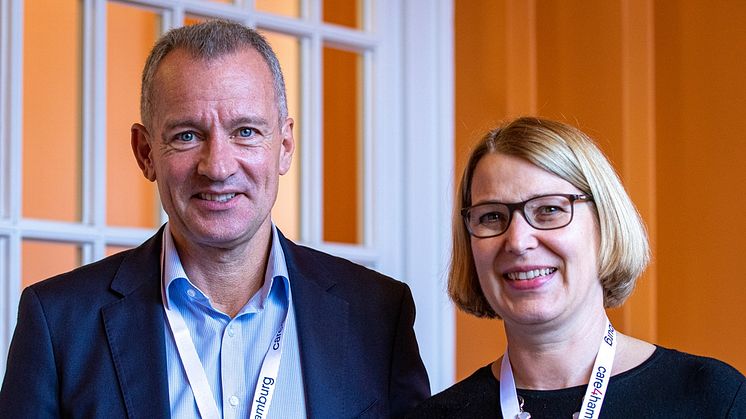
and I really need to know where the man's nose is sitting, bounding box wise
[197,137,238,181]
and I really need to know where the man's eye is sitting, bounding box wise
[238,128,254,137]
[177,132,196,142]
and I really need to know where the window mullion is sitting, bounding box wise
[300,31,322,245]
[82,0,109,263]
[0,0,24,378]
[361,49,373,250]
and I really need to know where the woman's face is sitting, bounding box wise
[470,153,603,328]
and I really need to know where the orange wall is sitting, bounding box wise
[455,0,746,379]
[654,0,746,371]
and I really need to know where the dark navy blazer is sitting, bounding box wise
[0,228,430,418]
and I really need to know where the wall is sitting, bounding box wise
[455,0,746,379]
[654,0,746,370]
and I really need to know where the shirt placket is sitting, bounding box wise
[221,318,245,419]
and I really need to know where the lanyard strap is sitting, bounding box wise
[500,318,617,419]
[162,298,221,419]
[249,323,286,418]
[161,249,289,419]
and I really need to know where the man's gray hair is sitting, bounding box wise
[140,20,288,127]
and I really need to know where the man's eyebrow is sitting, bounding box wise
[163,119,202,132]
[227,116,271,128]
[162,116,272,132]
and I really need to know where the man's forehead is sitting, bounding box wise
[150,47,274,99]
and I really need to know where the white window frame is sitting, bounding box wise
[0,0,454,392]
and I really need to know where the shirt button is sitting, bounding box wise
[186,289,196,298]
[227,326,235,337]
[229,395,239,406]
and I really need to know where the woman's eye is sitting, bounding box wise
[479,212,503,224]
[178,132,195,142]
[238,127,254,137]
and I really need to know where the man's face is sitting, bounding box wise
[131,47,294,252]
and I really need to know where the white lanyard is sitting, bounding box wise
[500,318,617,419]
[161,250,289,419]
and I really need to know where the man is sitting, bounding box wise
[0,20,429,418]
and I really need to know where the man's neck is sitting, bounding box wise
[173,225,273,318]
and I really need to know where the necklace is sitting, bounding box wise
[499,318,617,419]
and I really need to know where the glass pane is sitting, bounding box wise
[256,0,301,18]
[184,15,208,26]
[106,245,132,257]
[322,45,363,244]
[23,0,82,221]
[107,3,160,228]
[22,240,81,288]
[323,0,362,29]
[265,31,301,242]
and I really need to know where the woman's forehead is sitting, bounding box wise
[470,153,580,203]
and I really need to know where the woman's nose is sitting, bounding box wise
[502,212,539,255]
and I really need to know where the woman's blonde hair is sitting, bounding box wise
[449,117,650,318]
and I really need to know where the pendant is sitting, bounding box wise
[572,413,579,419]
[515,396,531,418]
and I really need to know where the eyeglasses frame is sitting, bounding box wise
[461,193,594,238]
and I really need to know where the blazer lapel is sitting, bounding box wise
[102,231,171,419]
[280,235,358,418]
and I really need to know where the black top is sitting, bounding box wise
[408,346,746,418]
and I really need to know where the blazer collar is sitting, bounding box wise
[102,227,171,418]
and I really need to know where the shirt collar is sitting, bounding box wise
[161,223,290,313]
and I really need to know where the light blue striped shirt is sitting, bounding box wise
[162,224,306,418]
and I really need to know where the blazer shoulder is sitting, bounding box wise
[27,228,163,299]
[28,250,129,297]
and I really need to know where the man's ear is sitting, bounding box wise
[131,123,157,182]
[278,117,295,175]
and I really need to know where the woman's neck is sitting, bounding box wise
[499,312,610,390]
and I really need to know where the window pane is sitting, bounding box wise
[322,45,363,244]
[107,2,160,228]
[22,240,81,287]
[264,31,301,242]
[106,245,132,257]
[184,15,208,26]
[256,0,301,18]
[23,0,82,221]
[323,0,362,29]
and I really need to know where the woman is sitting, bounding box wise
[409,117,745,418]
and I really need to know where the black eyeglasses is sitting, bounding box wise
[461,194,593,238]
